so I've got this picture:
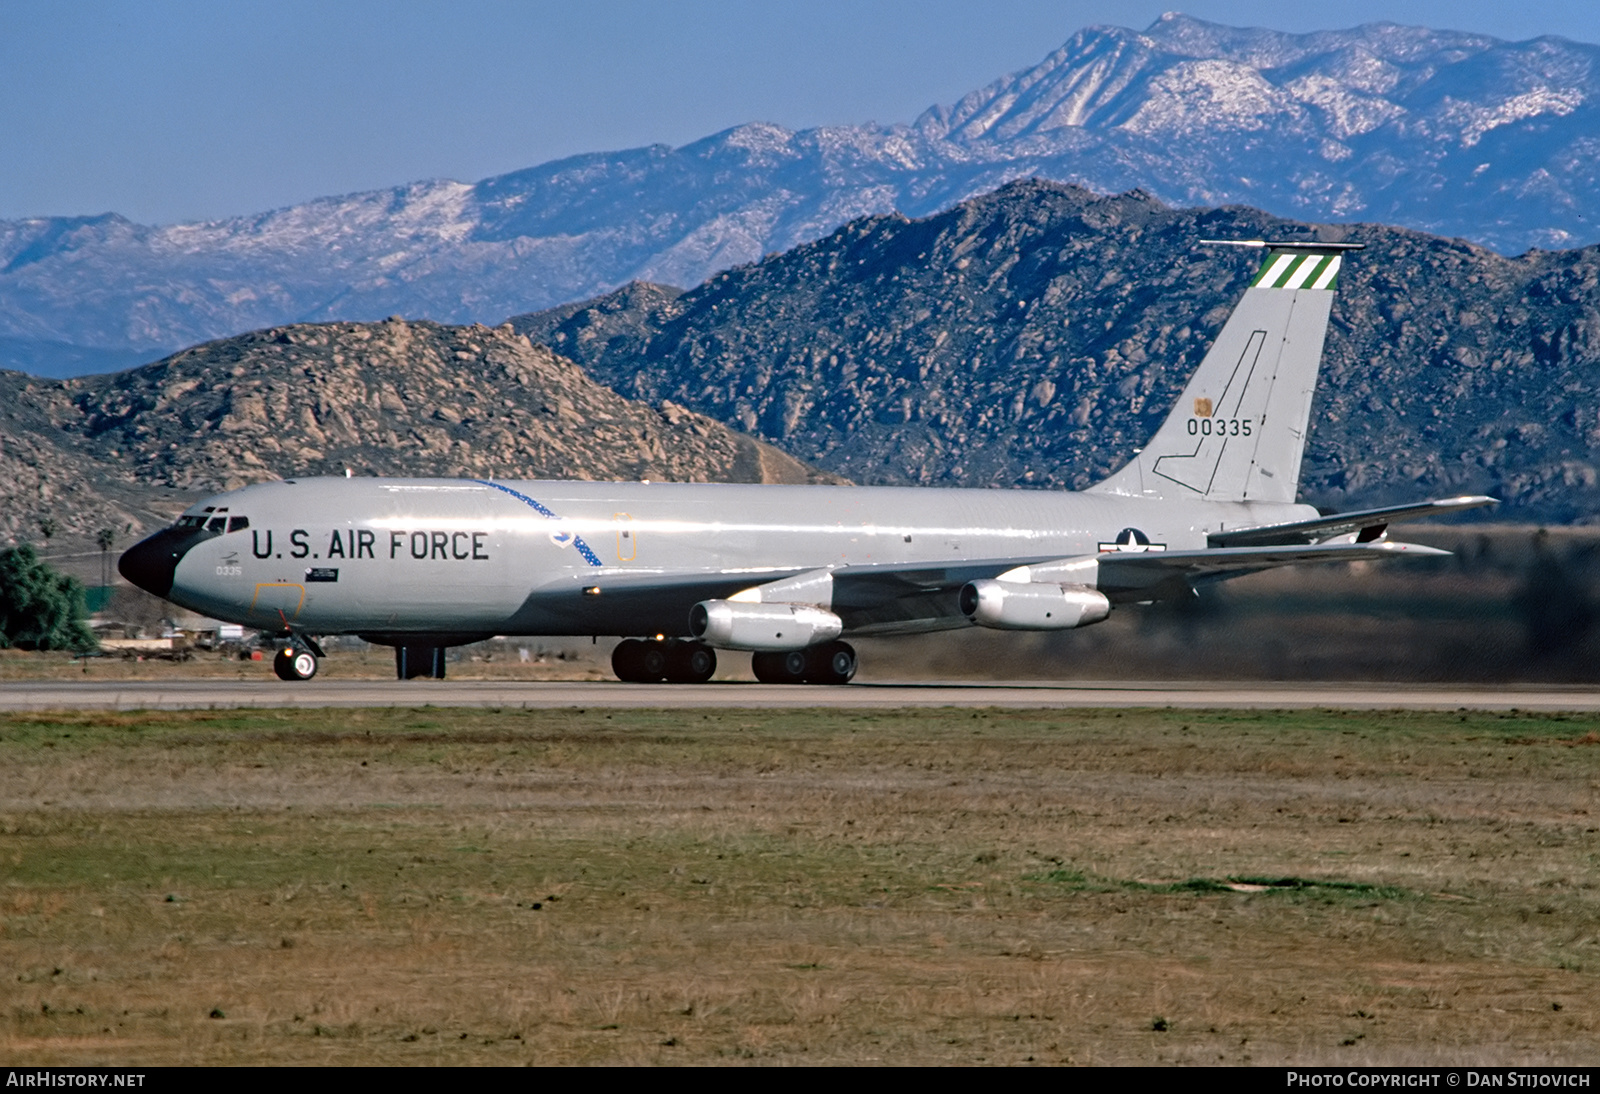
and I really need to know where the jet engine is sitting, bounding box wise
[959,580,1111,630]
[689,600,843,651]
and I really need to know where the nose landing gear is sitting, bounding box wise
[270,633,325,681]
[273,646,318,681]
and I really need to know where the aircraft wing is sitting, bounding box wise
[540,540,1455,636]
[1208,495,1497,548]
[822,540,1449,628]
[1091,540,1449,602]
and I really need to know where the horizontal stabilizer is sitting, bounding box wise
[1208,496,1498,548]
[1199,239,1366,252]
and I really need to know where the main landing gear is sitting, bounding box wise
[752,640,857,686]
[610,638,858,685]
[612,638,718,684]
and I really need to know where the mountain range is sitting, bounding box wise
[513,180,1600,524]
[5,12,1600,379]
[0,319,837,547]
[8,177,1597,546]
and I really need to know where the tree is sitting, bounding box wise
[0,545,97,652]
[96,528,116,588]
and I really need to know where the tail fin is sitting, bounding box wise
[1088,240,1361,504]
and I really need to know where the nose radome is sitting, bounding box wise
[118,534,178,598]
[119,528,211,599]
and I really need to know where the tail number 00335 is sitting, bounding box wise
[1187,417,1252,436]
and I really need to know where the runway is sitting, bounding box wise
[4,678,1600,712]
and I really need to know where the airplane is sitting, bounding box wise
[118,239,1495,684]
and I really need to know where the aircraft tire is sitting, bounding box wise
[666,640,716,684]
[751,649,808,684]
[638,641,669,681]
[804,641,857,685]
[612,639,646,682]
[613,639,673,683]
[273,647,317,681]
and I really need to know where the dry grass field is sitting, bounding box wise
[1,705,1596,1065]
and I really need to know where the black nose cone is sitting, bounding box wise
[118,527,215,599]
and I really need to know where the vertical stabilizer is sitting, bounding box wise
[1088,241,1361,504]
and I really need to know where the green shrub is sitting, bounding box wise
[0,545,97,652]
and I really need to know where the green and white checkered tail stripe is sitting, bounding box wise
[1252,251,1342,290]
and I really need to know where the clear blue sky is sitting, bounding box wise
[4,1,1598,225]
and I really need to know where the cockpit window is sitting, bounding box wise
[176,508,242,531]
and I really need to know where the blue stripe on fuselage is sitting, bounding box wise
[474,479,604,567]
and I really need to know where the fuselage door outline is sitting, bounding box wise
[615,513,636,562]
[251,582,306,620]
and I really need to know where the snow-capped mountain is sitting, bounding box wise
[922,14,1600,245]
[5,12,1599,377]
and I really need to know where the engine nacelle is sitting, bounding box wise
[689,599,844,651]
[959,580,1111,631]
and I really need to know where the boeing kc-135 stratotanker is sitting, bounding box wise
[119,240,1494,683]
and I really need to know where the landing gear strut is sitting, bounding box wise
[751,640,856,685]
[396,645,447,680]
[612,638,718,683]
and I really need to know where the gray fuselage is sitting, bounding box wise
[137,476,1316,640]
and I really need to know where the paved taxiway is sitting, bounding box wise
[3,679,1599,712]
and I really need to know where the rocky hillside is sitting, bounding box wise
[514,180,1600,524]
[0,319,840,546]
[6,13,1600,378]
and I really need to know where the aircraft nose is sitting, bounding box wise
[118,527,212,598]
